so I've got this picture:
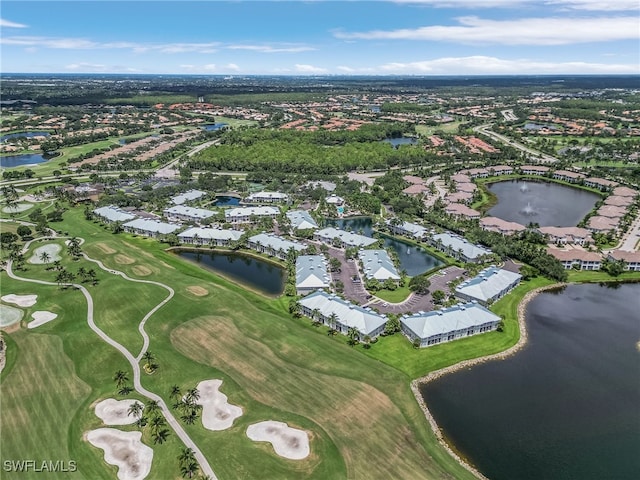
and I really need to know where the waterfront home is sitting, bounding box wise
[611,186,638,198]
[385,220,429,240]
[607,250,640,271]
[444,191,474,204]
[451,173,472,183]
[286,210,318,231]
[488,165,513,176]
[401,302,501,347]
[444,203,481,219]
[552,170,586,183]
[358,249,401,281]
[604,195,635,207]
[455,266,522,305]
[586,215,619,233]
[464,168,489,178]
[314,227,377,248]
[163,205,215,224]
[583,177,618,191]
[480,217,526,236]
[519,165,550,175]
[122,218,181,238]
[295,255,331,295]
[245,191,289,204]
[171,189,206,205]
[225,206,280,224]
[298,290,388,338]
[455,182,477,193]
[429,233,492,263]
[247,233,306,260]
[547,248,602,270]
[93,205,136,223]
[596,205,627,219]
[325,194,345,206]
[177,227,242,247]
[537,226,593,245]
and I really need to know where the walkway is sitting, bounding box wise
[6,238,217,479]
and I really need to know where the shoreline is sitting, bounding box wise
[410,282,565,480]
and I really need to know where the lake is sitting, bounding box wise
[382,136,418,148]
[213,195,241,207]
[487,180,600,227]
[420,282,640,480]
[202,123,228,131]
[0,153,49,168]
[326,217,442,276]
[0,131,50,142]
[177,250,285,295]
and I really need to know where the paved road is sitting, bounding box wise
[616,213,640,252]
[474,124,559,163]
[6,239,217,479]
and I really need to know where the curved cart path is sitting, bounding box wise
[6,238,217,479]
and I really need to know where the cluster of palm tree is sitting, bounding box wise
[76,267,99,285]
[113,370,133,396]
[142,351,158,374]
[67,237,82,260]
[177,447,200,479]
[127,400,171,445]
[169,385,202,425]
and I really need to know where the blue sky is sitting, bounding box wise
[1,0,639,75]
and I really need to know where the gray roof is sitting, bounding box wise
[386,220,428,238]
[164,205,215,220]
[248,233,307,253]
[296,255,331,290]
[93,205,136,223]
[455,266,522,302]
[299,290,387,336]
[225,206,280,219]
[246,191,289,201]
[178,227,242,242]
[315,227,377,247]
[358,249,400,280]
[123,218,181,235]
[171,189,206,205]
[401,302,500,340]
[286,210,318,230]
[432,233,492,260]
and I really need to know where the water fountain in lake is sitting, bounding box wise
[519,182,529,193]
[521,202,537,216]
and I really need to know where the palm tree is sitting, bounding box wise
[181,409,198,425]
[328,313,338,330]
[185,387,200,405]
[170,385,182,404]
[142,351,156,372]
[178,448,196,468]
[152,428,170,445]
[181,462,199,479]
[148,415,166,433]
[39,251,51,266]
[347,327,360,345]
[127,401,144,422]
[113,370,129,389]
[145,400,161,417]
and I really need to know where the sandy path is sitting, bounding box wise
[246,421,310,460]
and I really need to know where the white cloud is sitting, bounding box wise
[376,55,639,74]
[0,36,220,53]
[2,36,98,49]
[334,16,639,45]
[393,0,639,10]
[0,18,28,28]
[65,62,107,72]
[295,64,328,73]
[225,63,240,71]
[226,44,315,53]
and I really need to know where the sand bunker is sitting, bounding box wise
[2,203,32,213]
[114,254,135,265]
[94,399,141,426]
[2,294,37,307]
[27,311,58,329]
[95,242,116,255]
[132,265,152,276]
[196,379,242,431]
[86,428,153,480]
[246,421,310,460]
[28,244,62,264]
[0,304,24,327]
[186,286,208,297]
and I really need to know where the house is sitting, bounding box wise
[479,217,526,236]
[430,233,492,263]
[552,170,585,183]
[163,205,215,224]
[296,255,331,295]
[401,302,501,347]
[488,165,513,176]
[286,210,318,231]
[177,227,242,247]
[520,165,550,176]
[171,189,206,205]
[358,249,400,281]
[596,205,627,219]
[298,290,388,338]
[325,194,345,206]
[455,182,477,193]
[445,203,481,219]
[93,205,136,223]
[451,173,472,183]
[444,191,474,204]
[314,227,377,248]
[607,250,640,271]
[583,177,618,191]
[245,191,289,204]
[464,168,489,178]
[402,184,429,196]
[586,216,618,233]
[122,218,181,238]
[547,248,602,270]
[247,233,306,260]
[225,206,280,224]
[385,220,429,240]
[611,186,637,198]
[604,195,635,207]
[537,226,593,245]
[455,266,522,305]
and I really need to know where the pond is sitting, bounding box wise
[213,195,241,207]
[0,153,49,168]
[0,131,50,142]
[420,283,640,480]
[202,123,228,131]
[487,179,600,227]
[382,136,418,148]
[177,250,285,295]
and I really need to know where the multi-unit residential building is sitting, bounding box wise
[445,203,481,219]
[385,220,429,240]
[122,218,181,238]
[247,233,307,260]
[583,177,618,191]
[295,255,331,295]
[429,233,492,263]
[607,250,640,271]
[455,266,522,305]
[163,205,215,224]
[358,249,401,281]
[224,206,280,225]
[314,227,378,248]
[286,210,319,231]
[177,227,242,247]
[480,217,526,236]
[519,165,550,175]
[547,248,602,270]
[538,226,593,245]
[93,205,137,223]
[552,170,586,183]
[245,191,289,204]
[171,189,207,205]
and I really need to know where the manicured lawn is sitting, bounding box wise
[375,285,412,303]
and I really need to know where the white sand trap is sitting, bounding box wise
[28,244,62,264]
[0,304,24,327]
[86,428,153,480]
[27,311,58,329]
[94,399,141,426]
[2,294,37,307]
[2,203,32,213]
[196,379,243,431]
[246,421,310,460]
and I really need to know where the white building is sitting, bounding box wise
[314,227,377,249]
[325,194,345,206]
[122,218,181,238]
[164,205,215,224]
[401,302,501,347]
[171,189,206,205]
[296,255,331,295]
[245,191,289,204]
[177,227,242,247]
[286,210,318,231]
[93,205,136,223]
[247,233,307,260]
[430,233,492,263]
[225,206,280,225]
[386,220,429,240]
[299,290,388,338]
[455,266,522,305]
[358,249,400,281]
